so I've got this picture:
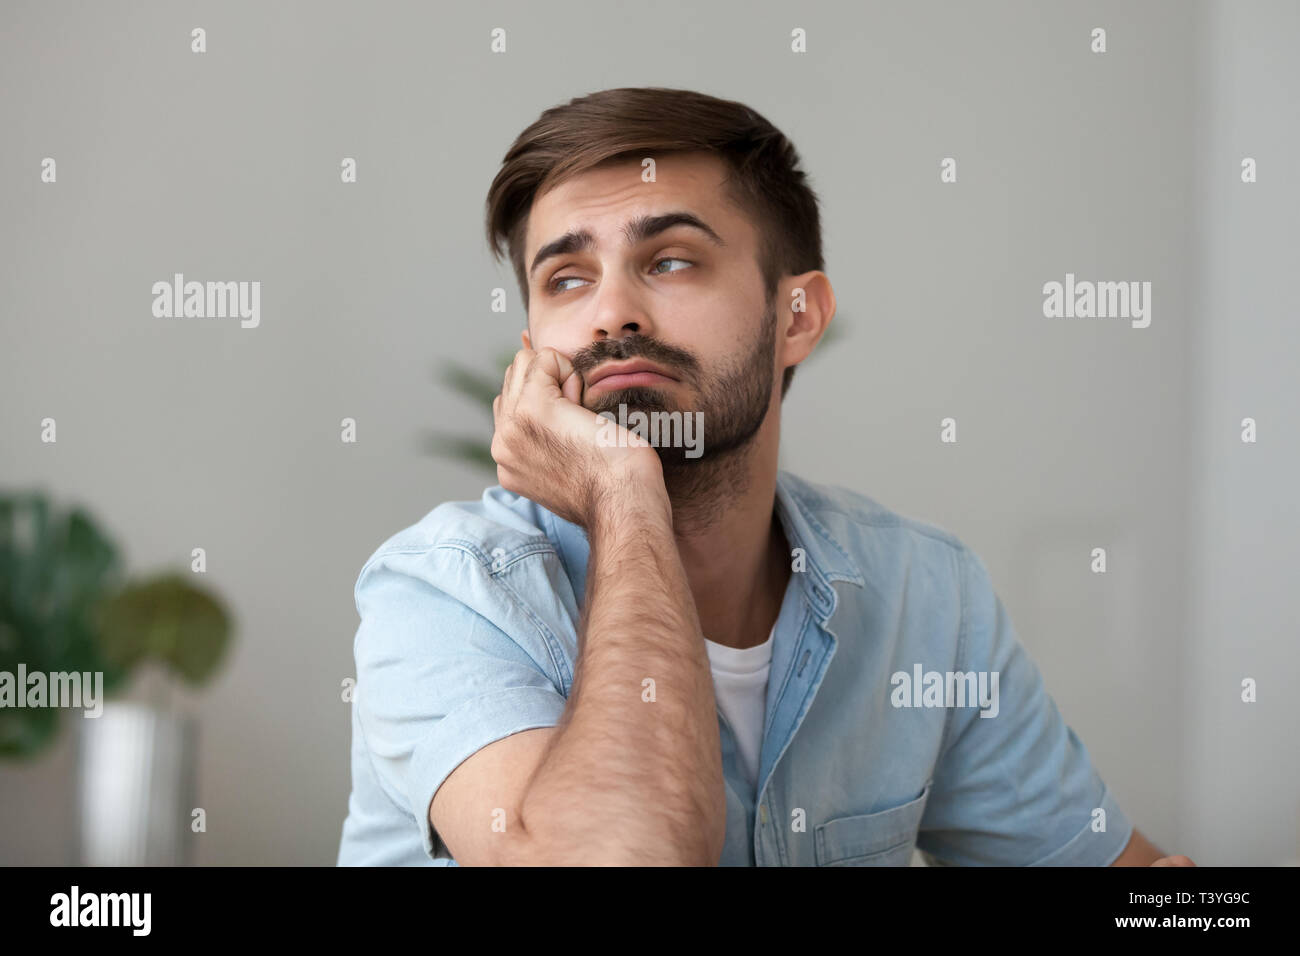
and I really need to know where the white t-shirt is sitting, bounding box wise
[703,625,775,793]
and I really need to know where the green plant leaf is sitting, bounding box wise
[0,490,125,758]
[422,433,497,471]
[435,361,502,409]
[95,573,232,686]
[425,350,515,473]
[0,704,59,760]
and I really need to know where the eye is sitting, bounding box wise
[547,257,693,295]
[548,275,586,294]
[651,257,692,276]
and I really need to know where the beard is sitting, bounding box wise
[571,300,778,528]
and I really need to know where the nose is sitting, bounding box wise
[586,269,655,343]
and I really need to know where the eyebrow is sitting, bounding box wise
[527,211,726,281]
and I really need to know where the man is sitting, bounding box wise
[336,87,1193,867]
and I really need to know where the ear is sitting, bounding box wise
[521,328,532,350]
[778,271,836,372]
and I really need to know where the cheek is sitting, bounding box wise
[673,294,761,355]
[527,324,584,360]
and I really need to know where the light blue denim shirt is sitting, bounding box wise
[337,470,1133,866]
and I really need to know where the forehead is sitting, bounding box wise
[523,152,754,260]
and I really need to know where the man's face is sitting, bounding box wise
[521,152,779,463]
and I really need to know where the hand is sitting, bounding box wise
[491,347,665,528]
[1111,828,1195,867]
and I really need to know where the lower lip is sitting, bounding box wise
[589,371,677,390]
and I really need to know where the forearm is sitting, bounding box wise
[516,488,726,865]
[1110,828,1194,866]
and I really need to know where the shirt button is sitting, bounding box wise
[759,804,769,826]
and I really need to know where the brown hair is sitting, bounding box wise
[485,87,825,398]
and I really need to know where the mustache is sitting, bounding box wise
[569,334,699,381]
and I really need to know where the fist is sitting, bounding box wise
[491,347,664,527]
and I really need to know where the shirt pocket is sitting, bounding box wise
[814,783,931,866]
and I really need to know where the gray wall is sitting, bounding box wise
[1,0,1294,865]
[1184,0,1300,866]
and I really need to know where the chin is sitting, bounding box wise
[585,385,682,416]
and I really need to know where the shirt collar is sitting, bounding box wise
[538,469,866,623]
[773,469,866,623]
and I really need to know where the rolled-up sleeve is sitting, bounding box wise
[352,547,569,861]
[916,547,1134,866]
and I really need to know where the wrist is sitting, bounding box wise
[588,462,672,535]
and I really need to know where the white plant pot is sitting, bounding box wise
[77,700,197,866]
